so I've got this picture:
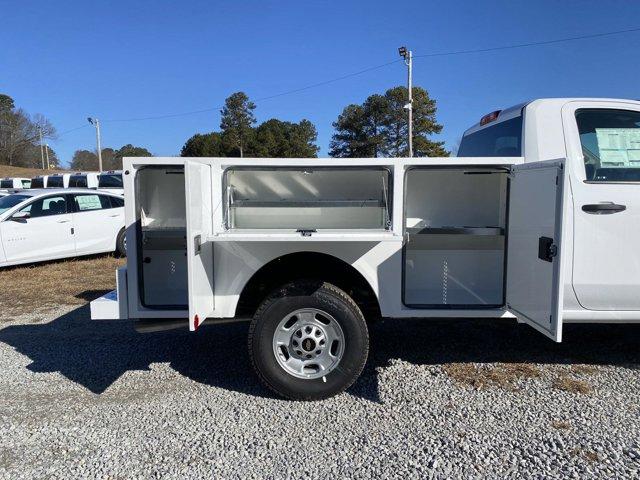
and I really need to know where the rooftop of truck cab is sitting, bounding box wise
[462,97,640,136]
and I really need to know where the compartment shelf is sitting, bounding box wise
[407,226,504,236]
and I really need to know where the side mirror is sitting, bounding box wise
[11,211,30,223]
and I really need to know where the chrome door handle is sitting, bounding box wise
[57,219,71,223]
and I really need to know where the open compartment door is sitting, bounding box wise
[506,160,566,342]
[185,160,215,330]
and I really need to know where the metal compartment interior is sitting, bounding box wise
[224,168,392,230]
[404,168,508,308]
[136,166,188,308]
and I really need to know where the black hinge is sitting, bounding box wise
[296,229,316,237]
[71,227,74,235]
[538,236,557,262]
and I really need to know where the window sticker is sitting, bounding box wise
[76,195,102,211]
[595,128,640,167]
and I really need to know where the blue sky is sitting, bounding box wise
[1,0,640,166]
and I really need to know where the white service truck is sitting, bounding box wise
[92,98,640,400]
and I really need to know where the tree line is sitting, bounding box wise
[181,92,320,158]
[1,86,448,170]
[180,87,447,158]
[0,94,60,168]
[69,144,152,170]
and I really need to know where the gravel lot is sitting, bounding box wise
[1,306,639,479]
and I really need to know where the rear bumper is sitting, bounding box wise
[90,267,128,320]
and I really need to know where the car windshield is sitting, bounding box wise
[0,194,30,215]
[98,174,123,188]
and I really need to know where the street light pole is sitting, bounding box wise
[38,126,45,169]
[45,143,50,169]
[88,117,103,171]
[398,46,413,157]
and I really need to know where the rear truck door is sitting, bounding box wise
[506,159,567,342]
[185,160,215,331]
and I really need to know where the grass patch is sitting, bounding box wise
[443,362,541,391]
[0,165,65,178]
[0,255,125,320]
[552,375,592,394]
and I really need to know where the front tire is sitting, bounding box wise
[248,281,369,401]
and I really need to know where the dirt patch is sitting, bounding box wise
[551,420,571,430]
[571,448,600,463]
[552,375,593,394]
[570,364,599,375]
[443,362,541,391]
[0,255,125,320]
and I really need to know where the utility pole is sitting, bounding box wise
[45,143,50,169]
[398,46,413,157]
[38,125,45,169]
[87,117,103,171]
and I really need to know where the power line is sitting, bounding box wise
[60,25,640,128]
[102,59,403,123]
[414,26,640,58]
[57,124,90,137]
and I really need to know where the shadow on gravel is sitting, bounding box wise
[0,306,638,401]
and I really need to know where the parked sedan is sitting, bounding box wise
[0,189,126,267]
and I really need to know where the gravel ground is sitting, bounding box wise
[1,306,639,479]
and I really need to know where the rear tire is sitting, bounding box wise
[248,280,369,401]
[115,228,126,257]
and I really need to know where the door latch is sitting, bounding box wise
[194,234,202,255]
[538,236,557,262]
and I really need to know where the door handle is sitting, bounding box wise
[582,203,626,214]
[57,219,71,223]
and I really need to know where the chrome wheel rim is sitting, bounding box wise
[272,308,345,380]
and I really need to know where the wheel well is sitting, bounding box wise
[236,252,381,320]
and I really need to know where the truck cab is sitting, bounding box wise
[68,172,99,189]
[91,98,640,400]
[0,177,31,189]
[459,98,640,318]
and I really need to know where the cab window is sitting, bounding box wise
[31,178,45,188]
[47,176,64,188]
[458,116,523,157]
[109,196,124,208]
[576,109,640,182]
[98,174,123,188]
[0,180,12,188]
[21,195,69,218]
[73,194,111,211]
[69,175,88,188]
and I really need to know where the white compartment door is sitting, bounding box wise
[506,160,566,342]
[185,160,215,331]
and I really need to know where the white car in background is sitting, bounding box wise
[0,189,126,267]
[69,172,99,189]
[97,170,124,195]
[45,173,70,189]
[0,177,31,189]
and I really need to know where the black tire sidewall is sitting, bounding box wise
[251,284,368,400]
[116,229,126,257]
